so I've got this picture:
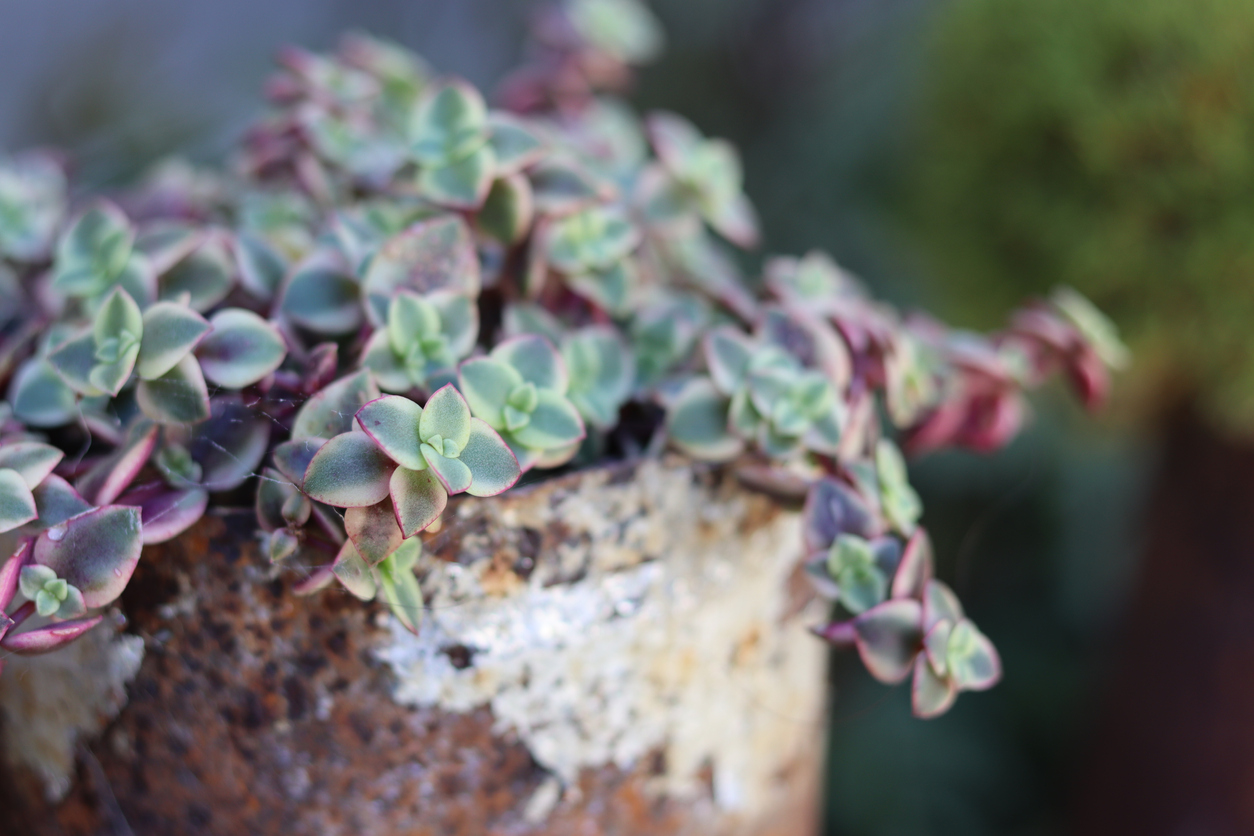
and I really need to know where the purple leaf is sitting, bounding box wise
[802,478,877,555]
[76,422,159,505]
[34,505,143,608]
[179,396,271,490]
[851,598,923,685]
[0,614,103,655]
[344,499,404,567]
[0,540,34,612]
[272,437,326,485]
[117,482,209,545]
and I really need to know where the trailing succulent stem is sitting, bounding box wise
[0,0,1122,720]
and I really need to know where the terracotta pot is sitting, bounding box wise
[0,458,827,835]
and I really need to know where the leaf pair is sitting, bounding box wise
[542,205,641,315]
[361,290,477,392]
[458,336,587,471]
[51,201,153,306]
[645,112,759,248]
[303,385,520,545]
[332,537,425,633]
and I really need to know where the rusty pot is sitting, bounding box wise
[0,458,827,835]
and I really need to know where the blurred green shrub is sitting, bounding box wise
[904,0,1254,426]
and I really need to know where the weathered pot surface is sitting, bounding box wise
[0,457,827,835]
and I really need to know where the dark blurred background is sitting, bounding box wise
[8,0,1251,832]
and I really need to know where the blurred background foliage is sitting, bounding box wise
[0,0,1169,833]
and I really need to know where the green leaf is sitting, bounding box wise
[19,564,57,602]
[332,541,378,601]
[0,442,62,489]
[47,330,102,396]
[361,330,414,393]
[487,112,546,175]
[510,390,585,450]
[32,475,92,528]
[377,547,424,634]
[136,354,211,424]
[410,80,489,166]
[281,255,362,334]
[417,144,495,209]
[232,231,288,301]
[568,0,665,63]
[666,377,744,462]
[158,236,235,312]
[0,468,37,533]
[458,357,525,430]
[430,291,478,361]
[389,466,447,537]
[492,335,568,393]
[528,158,607,215]
[545,205,639,274]
[422,447,472,494]
[419,384,472,450]
[459,418,520,497]
[292,370,379,439]
[137,301,211,380]
[477,174,534,245]
[34,505,142,608]
[303,431,397,508]
[9,360,78,428]
[52,201,134,297]
[946,619,1001,691]
[345,498,404,567]
[387,291,441,356]
[704,327,755,394]
[197,309,287,389]
[356,395,426,471]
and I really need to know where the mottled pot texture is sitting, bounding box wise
[0,458,826,836]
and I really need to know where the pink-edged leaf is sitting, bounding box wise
[292,370,379,439]
[423,448,473,495]
[0,468,37,533]
[31,474,92,528]
[116,481,209,545]
[76,422,159,505]
[292,565,336,597]
[355,395,425,471]
[302,431,396,508]
[389,466,447,537]
[947,619,1002,692]
[1,614,104,655]
[810,619,857,647]
[911,653,958,719]
[272,437,326,485]
[34,505,142,608]
[852,598,923,685]
[332,541,378,601]
[891,527,934,600]
[923,579,964,634]
[362,215,481,316]
[923,617,954,677]
[0,441,63,489]
[0,540,34,612]
[345,498,404,567]
[460,418,520,497]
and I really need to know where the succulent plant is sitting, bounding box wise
[0,0,1121,721]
